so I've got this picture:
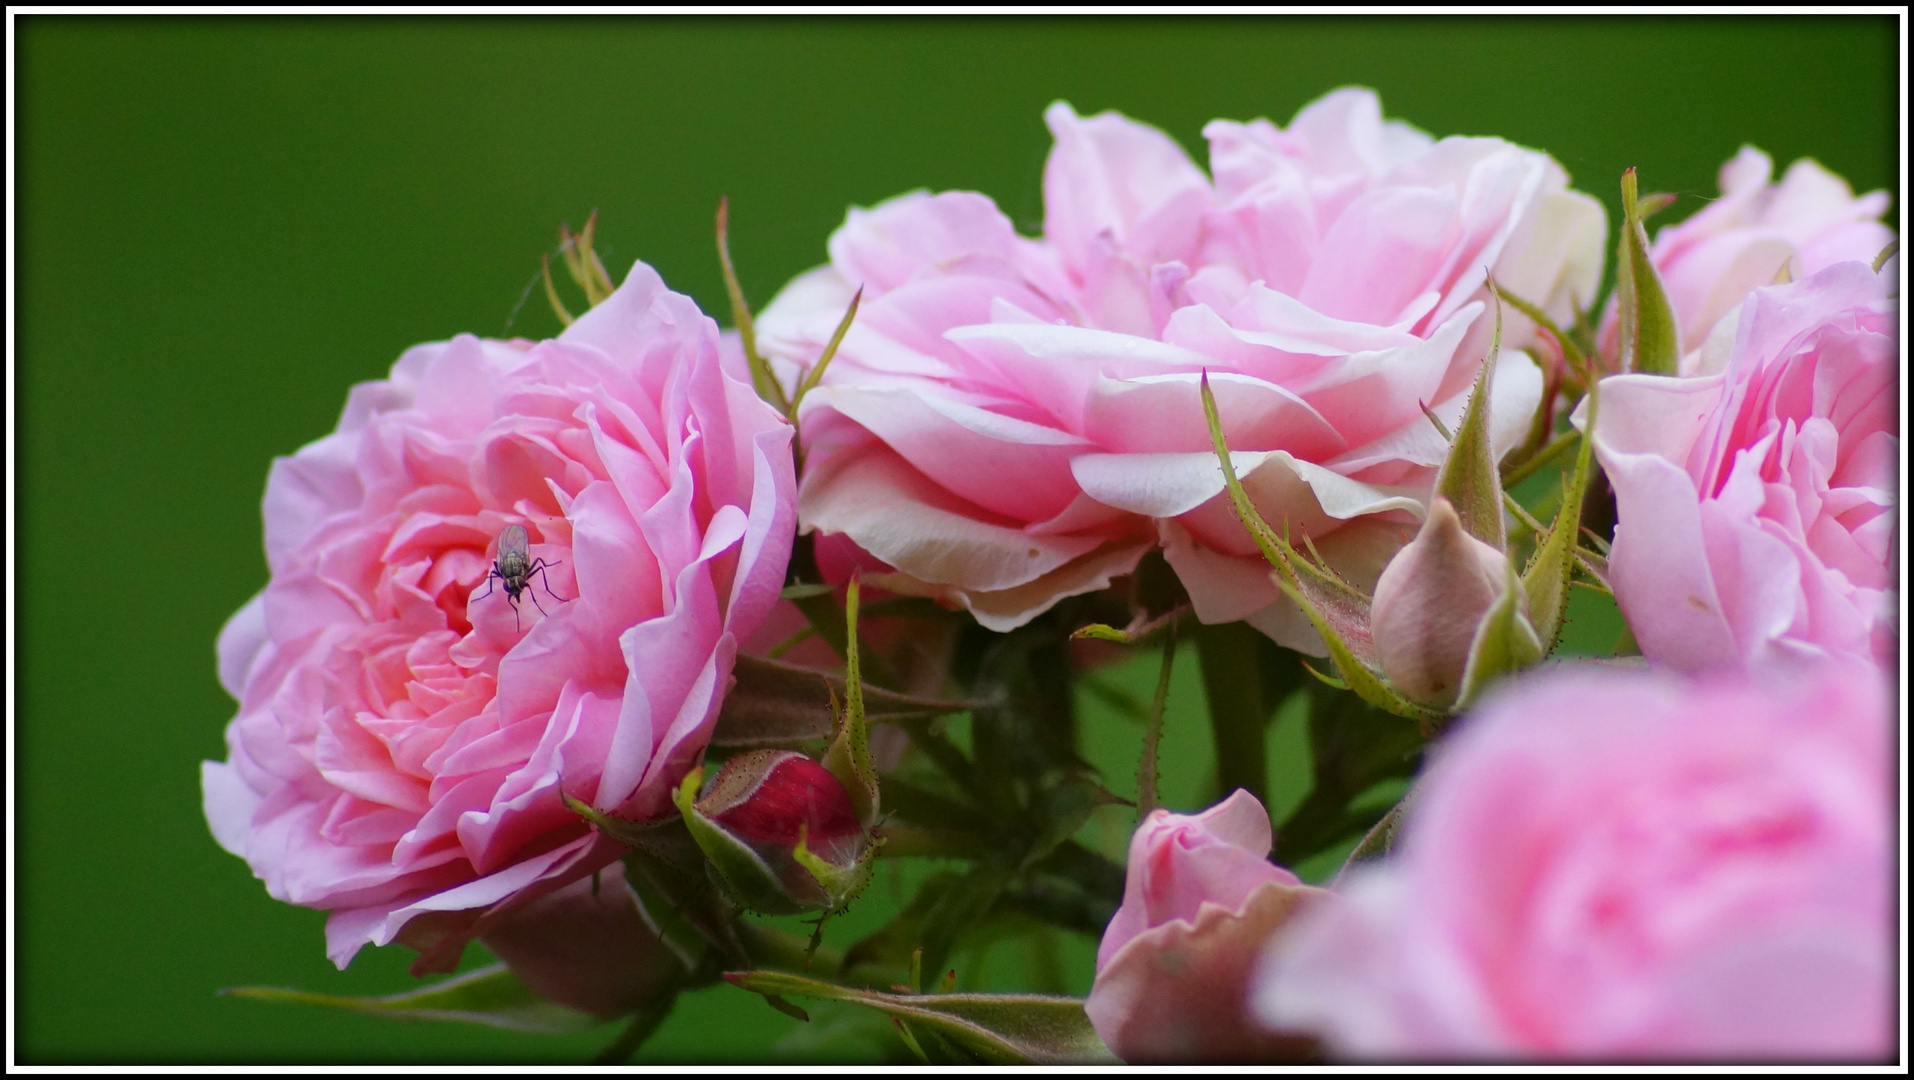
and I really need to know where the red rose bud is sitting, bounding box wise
[676,750,875,915]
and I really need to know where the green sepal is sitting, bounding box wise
[1269,574,1441,725]
[672,767,817,916]
[789,286,863,418]
[1432,286,1508,551]
[715,196,791,414]
[1199,372,1437,726]
[793,822,880,913]
[712,652,977,750]
[820,576,880,829]
[1520,383,1600,651]
[223,963,601,1034]
[1617,168,1681,376]
[1455,561,1545,709]
[1197,374,1382,662]
[725,970,1118,1065]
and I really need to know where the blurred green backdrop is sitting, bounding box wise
[16,16,1898,1064]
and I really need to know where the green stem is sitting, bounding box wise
[1137,624,1176,818]
[1193,620,1270,808]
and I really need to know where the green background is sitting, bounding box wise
[15,16,1898,1063]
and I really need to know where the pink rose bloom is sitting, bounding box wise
[1646,147,1893,359]
[1253,662,1894,1060]
[759,89,1603,645]
[1086,790,1324,1063]
[201,264,796,969]
[1589,260,1896,672]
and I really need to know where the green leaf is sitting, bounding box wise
[841,871,965,981]
[726,970,1118,1065]
[223,964,601,1034]
[1455,561,1545,708]
[1432,285,1507,550]
[1521,383,1600,651]
[914,863,1011,985]
[1616,168,1680,375]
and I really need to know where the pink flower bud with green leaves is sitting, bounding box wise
[674,749,874,915]
[1368,497,1524,710]
[1086,790,1325,1063]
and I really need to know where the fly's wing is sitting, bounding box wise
[498,523,530,563]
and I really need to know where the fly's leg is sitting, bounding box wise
[474,568,500,603]
[528,559,571,604]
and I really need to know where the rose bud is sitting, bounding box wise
[479,872,684,1022]
[1086,790,1325,1064]
[1369,497,1521,709]
[675,749,874,916]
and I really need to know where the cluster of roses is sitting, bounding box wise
[202,88,1897,1062]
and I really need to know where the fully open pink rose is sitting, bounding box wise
[202,264,796,969]
[1589,260,1896,672]
[1086,790,1324,1063]
[1641,147,1893,359]
[1253,663,1893,1060]
[759,89,1603,646]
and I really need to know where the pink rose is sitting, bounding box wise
[1086,790,1324,1063]
[1645,147,1893,359]
[1590,260,1896,672]
[201,263,796,970]
[1253,662,1893,1060]
[759,89,1604,646]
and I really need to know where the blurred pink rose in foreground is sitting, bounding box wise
[1590,260,1896,672]
[1253,662,1893,1061]
[202,264,795,970]
[759,88,1603,646]
[1086,790,1324,1063]
[1643,147,1893,360]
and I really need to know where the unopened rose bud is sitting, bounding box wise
[1369,497,1519,709]
[677,750,872,915]
[1087,791,1325,1064]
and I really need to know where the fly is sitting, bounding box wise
[474,523,568,632]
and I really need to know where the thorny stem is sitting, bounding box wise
[1137,623,1176,819]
